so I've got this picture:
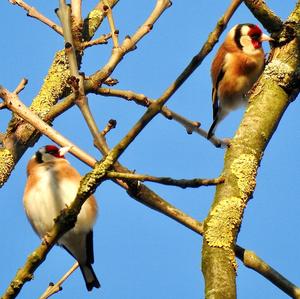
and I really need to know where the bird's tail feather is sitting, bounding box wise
[207,118,219,139]
[80,263,101,291]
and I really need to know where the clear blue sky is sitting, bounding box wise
[1,1,299,298]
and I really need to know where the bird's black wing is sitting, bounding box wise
[86,230,94,264]
[212,67,225,120]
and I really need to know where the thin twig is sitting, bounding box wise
[56,0,79,76]
[103,77,119,86]
[39,262,79,299]
[85,0,172,88]
[58,0,106,153]
[95,87,150,105]
[107,171,225,188]
[101,119,117,137]
[150,0,244,128]
[13,78,28,94]
[9,0,63,35]
[57,0,94,156]
[103,3,119,47]
[77,97,109,155]
[235,246,300,299]
[94,87,227,147]
[0,85,95,167]
[86,0,242,147]
[81,33,112,49]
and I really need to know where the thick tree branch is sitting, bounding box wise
[82,0,119,41]
[71,0,82,23]
[243,0,284,33]
[202,5,300,298]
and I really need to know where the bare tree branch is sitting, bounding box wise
[13,78,28,94]
[94,87,227,147]
[2,1,299,298]
[71,0,82,23]
[106,171,225,188]
[101,119,117,137]
[82,0,119,41]
[81,33,112,49]
[235,246,300,299]
[0,85,95,167]
[1,84,299,299]
[243,0,283,33]
[39,262,79,299]
[56,0,80,76]
[85,0,172,87]
[9,0,63,35]
[103,2,119,47]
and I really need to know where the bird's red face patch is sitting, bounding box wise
[248,25,263,49]
[45,145,64,158]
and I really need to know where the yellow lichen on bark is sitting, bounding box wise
[206,197,245,248]
[205,197,244,269]
[231,154,258,201]
[30,50,70,118]
[84,9,104,39]
[0,148,14,187]
[6,50,70,135]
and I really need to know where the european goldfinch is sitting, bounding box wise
[207,23,273,139]
[23,145,100,291]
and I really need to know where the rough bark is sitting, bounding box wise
[202,6,300,299]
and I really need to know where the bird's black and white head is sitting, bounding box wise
[231,23,272,54]
[34,145,71,163]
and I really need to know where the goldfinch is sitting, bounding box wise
[23,145,100,291]
[207,23,273,139]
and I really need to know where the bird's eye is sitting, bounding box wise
[251,34,260,40]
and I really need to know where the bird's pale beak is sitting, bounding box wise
[59,146,72,157]
[260,33,274,42]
